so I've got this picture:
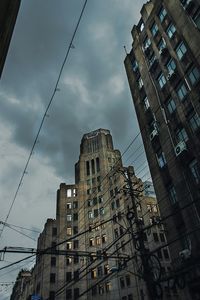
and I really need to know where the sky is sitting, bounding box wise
[0,0,148,297]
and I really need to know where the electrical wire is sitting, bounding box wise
[0,0,88,243]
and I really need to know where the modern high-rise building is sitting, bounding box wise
[0,0,21,78]
[11,129,176,300]
[124,0,200,298]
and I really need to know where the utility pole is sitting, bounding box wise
[120,166,162,300]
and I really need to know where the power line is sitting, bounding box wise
[0,0,88,243]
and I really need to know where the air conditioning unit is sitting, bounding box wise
[174,141,187,156]
[179,248,191,260]
[150,128,159,141]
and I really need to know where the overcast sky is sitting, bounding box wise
[0,0,149,297]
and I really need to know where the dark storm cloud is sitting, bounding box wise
[1,0,146,180]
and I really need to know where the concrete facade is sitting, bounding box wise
[124,0,200,298]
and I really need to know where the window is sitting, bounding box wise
[96,157,100,172]
[153,232,159,242]
[132,60,138,72]
[67,214,72,222]
[188,66,200,85]
[189,159,200,184]
[151,22,158,36]
[189,113,200,132]
[176,127,188,142]
[74,255,79,264]
[86,161,90,176]
[73,226,78,234]
[89,238,95,247]
[49,291,55,300]
[157,249,163,260]
[168,185,178,204]
[193,9,200,29]
[96,236,101,245]
[74,271,79,281]
[166,23,176,38]
[106,281,112,292]
[163,248,170,259]
[104,264,109,274]
[121,241,125,251]
[98,266,103,277]
[73,201,78,209]
[99,207,105,216]
[156,151,167,168]
[67,228,72,235]
[160,233,165,242]
[91,269,97,279]
[51,257,56,267]
[92,286,97,296]
[143,96,150,111]
[126,275,131,286]
[128,295,133,300]
[140,21,144,32]
[143,37,151,50]
[158,6,167,22]
[66,272,72,282]
[114,228,119,238]
[138,77,144,89]
[176,82,188,100]
[147,204,152,212]
[91,159,95,174]
[73,240,79,249]
[157,38,166,51]
[52,227,57,236]
[66,257,72,265]
[99,285,104,295]
[99,196,103,203]
[50,273,56,283]
[116,198,120,208]
[176,42,187,60]
[119,227,124,235]
[88,211,93,219]
[166,98,176,114]
[66,289,72,299]
[67,202,72,209]
[73,213,78,221]
[120,277,125,288]
[166,59,176,72]
[157,73,166,89]
[66,242,72,250]
[74,288,79,300]
[102,234,107,243]
[67,189,72,197]
[94,209,98,218]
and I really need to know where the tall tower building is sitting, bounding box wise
[11,129,175,300]
[0,0,21,78]
[124,0,200,298]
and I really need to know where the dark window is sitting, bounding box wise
[51,257,56,267]
[52,227,57,236]
[114,228,119,238]
[74,255,79,264]
[49,291,55,300]
[121,241,125,251]
[93,197,97,205]
[73,213,78,221]
[73,240,79,249]
[66,289,72,299]
[94,209,98,218]
[176,82,188,100]
[74,271,79,281]
[96,157,100,172]
[166,23,176,38]
[86,161,90,176]
[156,151,167,168]
[157,73,166,89]
[66,272,72,282]
[126,275,131,286]
[50,273,56,283]
[189,113,200,132]
[91,159,95,174]
[128,295,133,300]
[74,288,79,300]
[176,127,188,142]
[153,232,159,242]
[73,226,78,234]
[120,277,125,288]
[73,201,78,209]
[98,266,103,277]
[163,248,170,259]
[119,227,124,235]
[158,6,167,22]
[160,233,165,242]
[157,249,163,260]
[151,22,159,36]
[188,66,200,85]
[111,201,115,210]
[116,198,120,208]
[176,42,187,60]
[166,98,176,114]
[168,185,178,204]
[189,159,200,184]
